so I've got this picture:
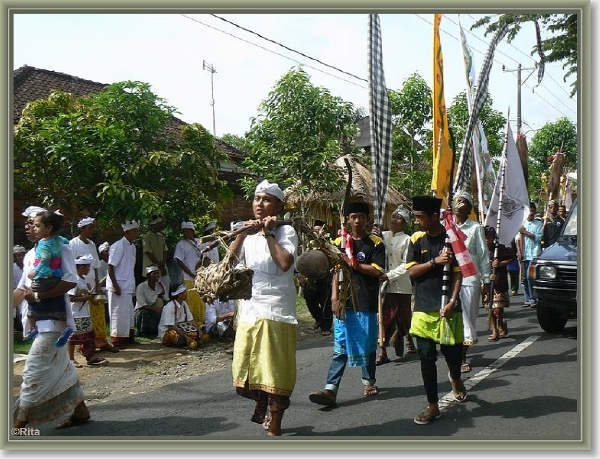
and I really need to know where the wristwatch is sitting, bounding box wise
[33,291,40,302]
[263,231,276,238]
[429,258,437,267]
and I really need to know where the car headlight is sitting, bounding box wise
[538,265,558,280]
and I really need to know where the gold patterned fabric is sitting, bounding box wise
[183,279,205,324]
[232,319,296,396]
[89,298,109,348]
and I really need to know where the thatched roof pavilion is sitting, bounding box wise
[284,154,410,229]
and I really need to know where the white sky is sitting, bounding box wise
[12,12,578,139]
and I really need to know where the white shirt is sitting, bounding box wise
[106,237,136,294]
[381,230,412,294]
[68,276,92,318]
[158,299,195,340]
[174,237,203,281]
[205,298,235,329]
[69,236,101,288]
[237,225,298,325]
[14,262,24,289]
[135,280,168,311]
[455,218,491,286]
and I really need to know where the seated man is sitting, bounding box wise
[205,298,236,340]
[158,284,202,348]
[134,265,169,337]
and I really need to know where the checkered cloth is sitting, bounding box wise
[453,22,509,195]
[368,14,393,227]
[441,210,477,278]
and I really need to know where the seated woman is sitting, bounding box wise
[158,284,202,349]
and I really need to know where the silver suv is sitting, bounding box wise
[529,199,578,333]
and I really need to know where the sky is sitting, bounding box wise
[12,12,578,140]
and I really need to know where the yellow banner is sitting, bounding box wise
[431,13,453,208]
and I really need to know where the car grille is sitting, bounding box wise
[556,264,577,283]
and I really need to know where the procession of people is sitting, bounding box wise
[12,182,568,436]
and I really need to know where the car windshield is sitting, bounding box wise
[562,200,577,236]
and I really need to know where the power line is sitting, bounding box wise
[180,14,368,90]
[210,14,368,83]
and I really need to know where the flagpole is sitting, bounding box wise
[486,119,510,328]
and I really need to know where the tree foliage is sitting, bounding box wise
[242,67,359,214]
[471,14,577,96]
[447,91,507,157]
[387,73,433,198]
[14,81,228,237]
[526,117,577,201]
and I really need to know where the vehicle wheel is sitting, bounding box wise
[536,303,567,333]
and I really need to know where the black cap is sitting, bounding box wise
[345,202,369,217]
[412,196,442,212]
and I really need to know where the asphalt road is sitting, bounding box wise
[13,293,580,447]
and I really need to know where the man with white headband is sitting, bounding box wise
[135,265,169,337]
[69,217,116,353]
[375,205,416,365]
[451,191,491,374]
[173,221,207,324]
[107,220,139,349]
[228,179,298,436]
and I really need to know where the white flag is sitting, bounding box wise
[484,121,529,246]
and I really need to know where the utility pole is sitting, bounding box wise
[502,63,536,135]
[202,60,217,136]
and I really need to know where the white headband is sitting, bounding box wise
[98,242,110,252]
[75,254,94,265]
[121,220,139,231]
[22,206,46,218]
[181,221,195,231]
[78,217,95,228]
[254,179,284,201]
[171,284,187,297]
[392,206,410,222]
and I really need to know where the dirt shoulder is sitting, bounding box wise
[13,319,320,405]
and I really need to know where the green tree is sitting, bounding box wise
[14,81,228,237]
[242,67,359,215]
[447,91,507,158]
[387,73,433,198]
[220,133,250,153]
[471,14,577,96]
[526,117,577,201]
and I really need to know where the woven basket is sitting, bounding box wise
[194,249,253,303]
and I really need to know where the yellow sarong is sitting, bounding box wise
[232,319,296,396]
[183,279,205,325]
[409,311,464,344]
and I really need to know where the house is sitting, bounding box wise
[13,65,253,243]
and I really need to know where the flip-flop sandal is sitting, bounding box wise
[363,385,379,397]
[87,357,107,366]
[413,410,442,425]
[448,372,467,402]
[55,414,91,429]
[461,363,472,373]
[70,360,83,368]
[375,357,391,366]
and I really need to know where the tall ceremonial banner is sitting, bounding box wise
[484,120,529,247]
[458,17,496,219]
[453,22,509,195]
[431,13,453,208]
[368,14,393,226]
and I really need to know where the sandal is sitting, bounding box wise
[413,410,442,425]
[55,414,91,429]
[499,321,508,338]
[321,329,331,336]
[448,372,467,402]
[375,356,390,366]
[363,385,379,397]
[487,334,499,341]
[461,363,472,373]
[87,357,107,366]
[70,360,83,369]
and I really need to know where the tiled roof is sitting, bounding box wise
[13,65,246,160]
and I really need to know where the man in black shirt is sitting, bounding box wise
[406,196,466,425]
[542,200,565,249]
